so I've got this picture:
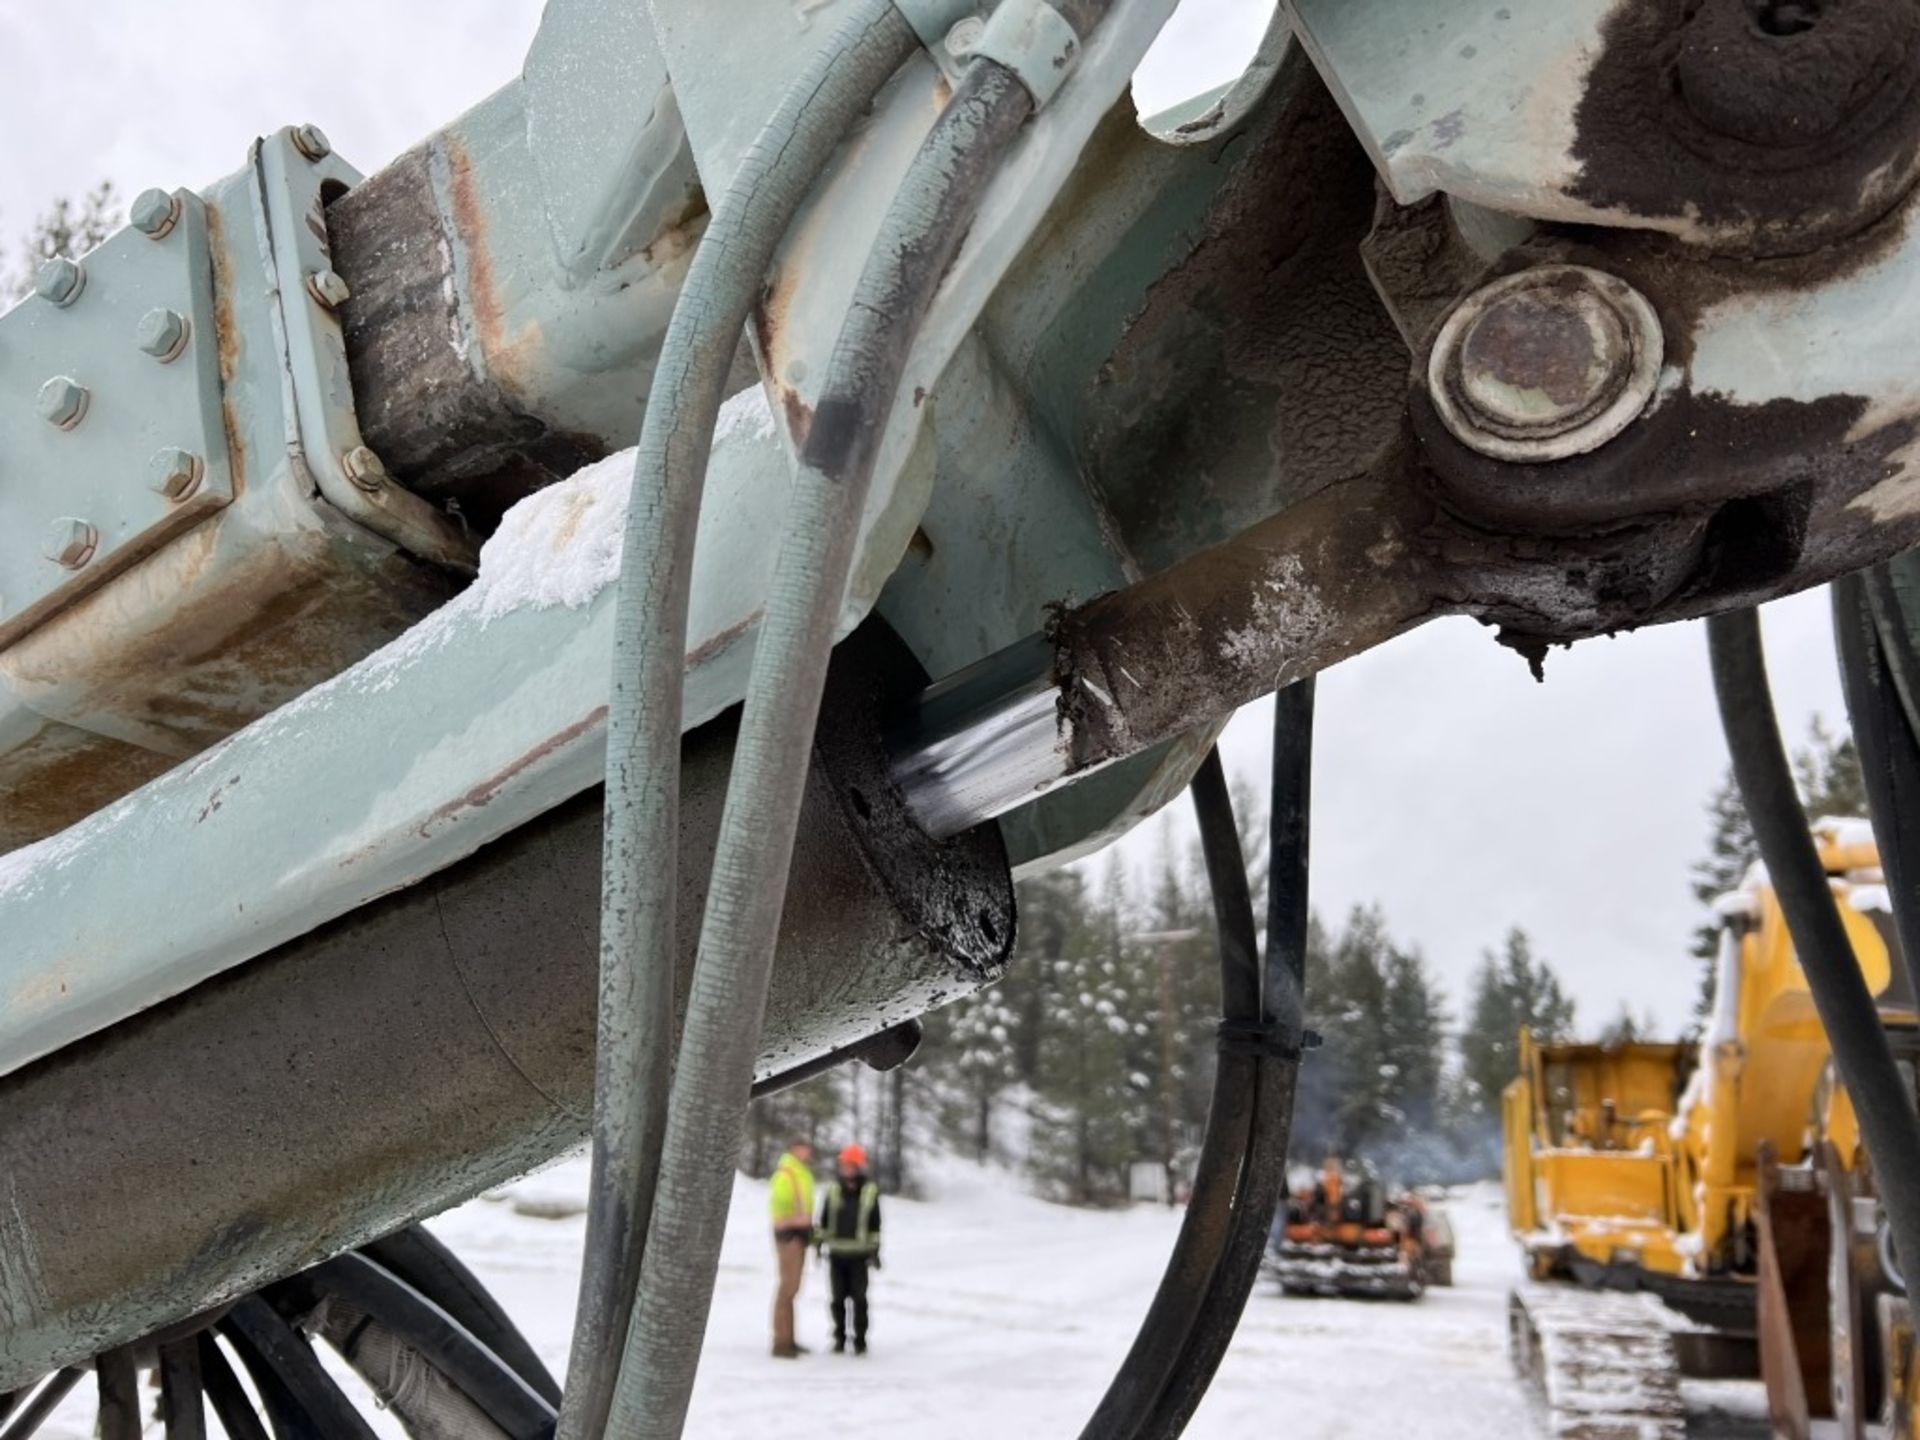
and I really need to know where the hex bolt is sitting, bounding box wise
[148,446,205,502]
[35,376,90,430]
[130,187,182,239]
[341,444,388,492]
[33,257,84,307]
[1427,265,1665,464]
[290,123,332,162]
[43,517,99,570]
[135,307,190,362]
[306,269,351,311]
[945,15,985,55]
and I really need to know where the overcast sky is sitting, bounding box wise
[0,1,1854,1032]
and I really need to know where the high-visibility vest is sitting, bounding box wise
[770,1153,814,1229]
[821,1181,880,1257]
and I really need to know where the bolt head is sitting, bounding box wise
[130,187,182,239]
[341,445,388,491]
[1428,265,1664,464]
[136,307,190,362]
[1458,289,1627,431]
[945,16,985,55]
[33,257,84,306]
[306,269,351,310]
[148,446,204,501]
[290,123,332,162]
[35,376,89,429]
[43,517,98,570]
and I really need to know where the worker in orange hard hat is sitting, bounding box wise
[815,1143,883,1354]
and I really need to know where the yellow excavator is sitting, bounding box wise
[1503,820,1920,1438]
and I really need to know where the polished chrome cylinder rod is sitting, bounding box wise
[885,633,1071,840]
[887,475,1433,840]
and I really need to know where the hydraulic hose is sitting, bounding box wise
[1141,680,1313,1439]
[607,50,1045,1440]
[1076,749,1263,1440]
[1080,681,1312,1440]
[1707,608,1920,1302]
[1836,569,1920,1004]
[565,8,918,1439]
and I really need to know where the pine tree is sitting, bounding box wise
[1690,771,1757,965]
[935,984,1022,1161]
[1458,928,1575,1118]
[1031,859,1151,1204]
[744,1070,844,1175]
[1597,1002,1657,1046]
[1001,869,1083,1086]
[1381,945,1446,1126]
[1690,719,1868,1020]
[7,182,120,301]
[1290,911,1342,1161]
[1287,905,1449,1171]
[1798,717,1866,818]
[1328,904,1395,1151]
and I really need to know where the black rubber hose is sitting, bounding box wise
[94,1347,139,1440]
[1266,679,1315,1048]
[1836,570,1920,1003]
[361,1225,561,1407]
[1141,680,1313,1438]
[0,1370,82,1440]
[223,1297,380,1440]
[1708,607,1920,1292]
[1081,680,1314,1440]
[157,1338,208,1440]
[196,1335,270,1440]
[305,1253,556,1439]
[1076,749,1261,1439]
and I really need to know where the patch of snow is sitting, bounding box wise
[1811,815,1876,850]
[714,385,777,446]
[471,449,636,622]
[1711,890,1756,921]
[1848,883,1892,914]
[39,1162,1545,1439]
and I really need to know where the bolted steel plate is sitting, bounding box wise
[0,190,233,649]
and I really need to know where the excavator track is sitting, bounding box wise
[1509,1283,1688,1439]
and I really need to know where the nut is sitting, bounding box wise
[43,517,98,570]
[130,188,182,239]
[306,269,351,310]
[136,307,190,362]
[148,447,205,502]
[945,16,986,55]
[341,445,388,492]
[33,257,84,307]
[290,123,332,162]
[1427,265,1664,464]
[35,376,89,429]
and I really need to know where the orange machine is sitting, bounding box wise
[1272,1158,1454,1300]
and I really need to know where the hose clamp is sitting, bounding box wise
[974,0,1080,108]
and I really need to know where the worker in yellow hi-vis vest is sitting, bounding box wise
[768,1139,816,1358]
[816,1144,883,1355]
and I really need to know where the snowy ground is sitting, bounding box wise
[38,1159,1771,1436]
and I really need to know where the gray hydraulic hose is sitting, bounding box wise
[1707,608,1920,1304]
[564,8,917,1438]
[608,57,1040,1440]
